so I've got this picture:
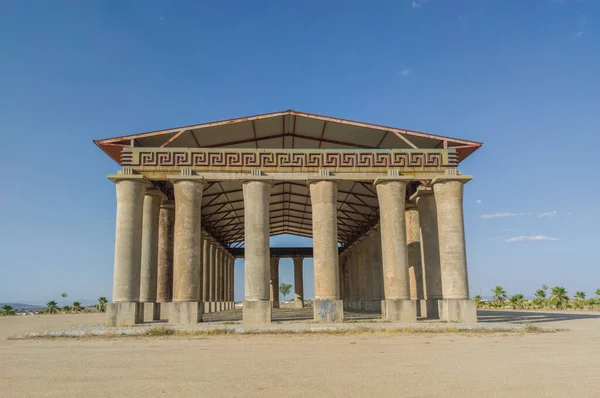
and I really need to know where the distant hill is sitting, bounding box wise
[0,303,44,309]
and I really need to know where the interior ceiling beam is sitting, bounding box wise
[392,131,418,149]
[160,129,186,148]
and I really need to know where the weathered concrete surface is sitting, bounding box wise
[432,179,469,300]
[369,229,384,304]
[172,180,204,302]
[202,237,210,302]
[313,299,344,322]
[157,201,174,304]
[140,190,165,303]
[406,205,425,317]
[142,302,160,322]
[414,189,442,319]
[438,299,477,323]
[111,177,148,304]
[209,242,216,302]
[270,257,280,308]
[310,181,342,321]
[376,180,416,322]
[169,301,202,325]
[106,302,142,327]
[242,181,271,323]
[293,257,304,308]
[382,299,417,323]
[242,300,272,324]
[159,302,171,321]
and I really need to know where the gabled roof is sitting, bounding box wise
[94,110,482,165]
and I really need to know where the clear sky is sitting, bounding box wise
[1,1,598,305]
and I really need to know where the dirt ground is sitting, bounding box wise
[2,310,600,397]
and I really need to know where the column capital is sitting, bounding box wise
[306,176,341,186]
[167,173,208,186]
[145,188,167,201]
[430,175,472,186]
[108,172,152,187]
[160,200,175,209]
[373,176,413,186]
[409,186,432,201]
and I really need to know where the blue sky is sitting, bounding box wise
[1,1,598,305]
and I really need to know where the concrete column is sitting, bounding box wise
[270,257,280,308]
[370,228,384,312]
[209,242,216,310]
[293,257,304,308]
[139,189,166,322]
[432,176,477,323]
[242,180,272,323]
[215,247,222,310]
[106,174,150,327]
[202,236,210,312]
[375,178,416,322]
[310,180,343,322]
[406,204,425,317]
[157,200,175,320]
[412,188,443,319]
[170,179,205,324]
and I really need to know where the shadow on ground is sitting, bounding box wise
[477,309,600,324]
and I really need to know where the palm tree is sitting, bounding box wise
[533,289,547,308]
[492,286,507,305]
[61,292,68,299]
[97,297,108,313]
[550,286,569,309]
[73,301,82,312]
[473,294,483,308]
[595,289,600,298]
[46,300,59,314]
[575,291,586,300]
[62,305,73,313]
[509,294,524,309]
[1,305,16,316]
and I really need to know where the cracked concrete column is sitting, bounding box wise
[310,179,344,322]
[406,204,425,317]
[169,178,206,324]
[293,257,304,308]
[432,176,477,323]
[270,257,280,308]
[242,180,272,323]
[140,189,166,322]
[201,235,210,312]
[106,173,150,327]
[375,177,416,322]
[157,200,175,320]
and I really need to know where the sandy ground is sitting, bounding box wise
[2,310,600,397]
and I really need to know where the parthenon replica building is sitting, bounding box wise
[94,110,482,326]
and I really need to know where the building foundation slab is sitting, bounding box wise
[382,299,417,322]
[168,301,202,325]
[106,302,142,327]
[141,302,160,322]
[243,301,272,324]
[438,299,477,323]
[314,299,344,322]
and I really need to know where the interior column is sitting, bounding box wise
[375,177,417,322]
[293,257,304,308]
[270,257,280,308]
[242,180,272,324]
[157,200,175,320]
[310,179,344,322]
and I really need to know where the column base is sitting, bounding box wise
[203,302,211,313]
[272,301,280,309]
[243,300,272,324]
[294,300,304,309]
[424,299,441,319]
[158,302,171,321]
[381,299,417,322]
[141,302,160,322]
[438,299,477,323]
[314,299,344,322]
[106,302,142,327]
[168,301,203,325]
